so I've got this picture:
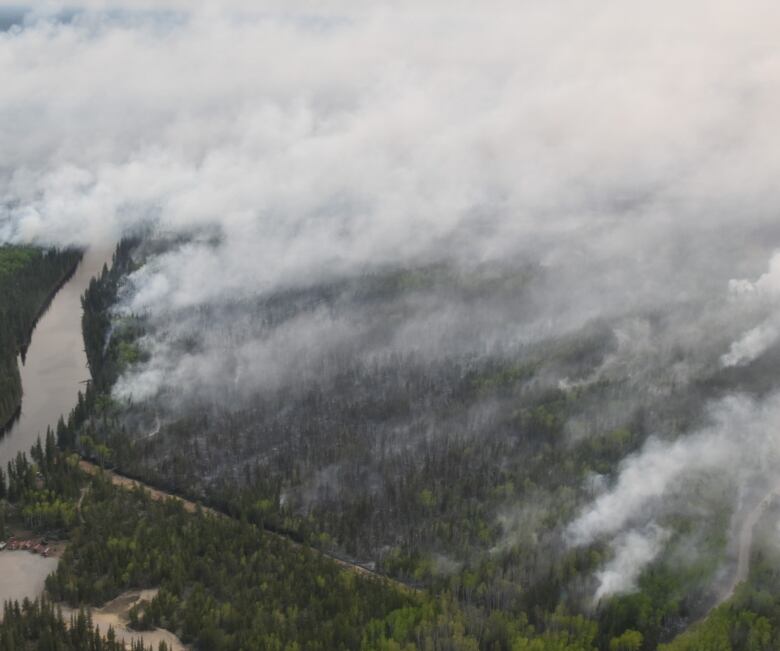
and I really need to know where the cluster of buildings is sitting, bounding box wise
[0,537,51,557]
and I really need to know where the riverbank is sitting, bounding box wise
[0,249,83,434]
[0,404,20,438]
[18,253,83,361]
[0,539,186,648]
[0,247,111,470]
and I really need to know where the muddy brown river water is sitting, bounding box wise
[0,247,108,615]
[0,552,59,616]
[0,247,109,470]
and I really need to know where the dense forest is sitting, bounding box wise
[49,238,780,649]
[0,410,596,650]
[0,246,81,429]
[3,437,425,649]
[1,241,779,650]
[0,597,165,651]
[5,428,780,649]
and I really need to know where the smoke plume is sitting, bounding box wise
[5,0,780,600]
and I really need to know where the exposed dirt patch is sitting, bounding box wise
[60,588,187,651]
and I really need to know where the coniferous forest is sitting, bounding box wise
[0,241,777,650]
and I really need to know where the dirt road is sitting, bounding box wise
[712,481,780,609]
[77,460,415,592]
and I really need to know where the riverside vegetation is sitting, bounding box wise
[0,246,81,429]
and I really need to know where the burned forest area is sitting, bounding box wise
[5,3,780,650]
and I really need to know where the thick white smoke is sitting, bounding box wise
[594,526,671,601]
[0,0,774,403]
[721,252,780,367]
[3,1,780,296]
[6,1,780,600]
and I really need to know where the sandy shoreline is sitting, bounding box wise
[0,546,185,649]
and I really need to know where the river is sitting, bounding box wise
[0,249,190,647]
[0,552,59,608]
[0,247,109,471]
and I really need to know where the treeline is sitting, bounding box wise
[0,423,478,649]
[3,430,82,532]
[47,475,438,650]
[0,245,82,429]
[0,439,638,651]
[81,238,139,394]
[0,597,167,651]
[56,238,139,452]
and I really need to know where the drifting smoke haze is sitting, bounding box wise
[721,252,780,367]
[5,0,780,600]
[594,526,672,602]
[568,394,780,596]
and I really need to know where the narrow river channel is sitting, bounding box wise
[0,251,190,647]
[0,247,109,470]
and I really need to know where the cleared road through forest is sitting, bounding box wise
[77,459,418,594]
[712,481,780,609]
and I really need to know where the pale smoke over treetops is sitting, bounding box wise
[566,393,780,600]
[5,0,780,599]
[594,526,672,602]
[721,251,780,367]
